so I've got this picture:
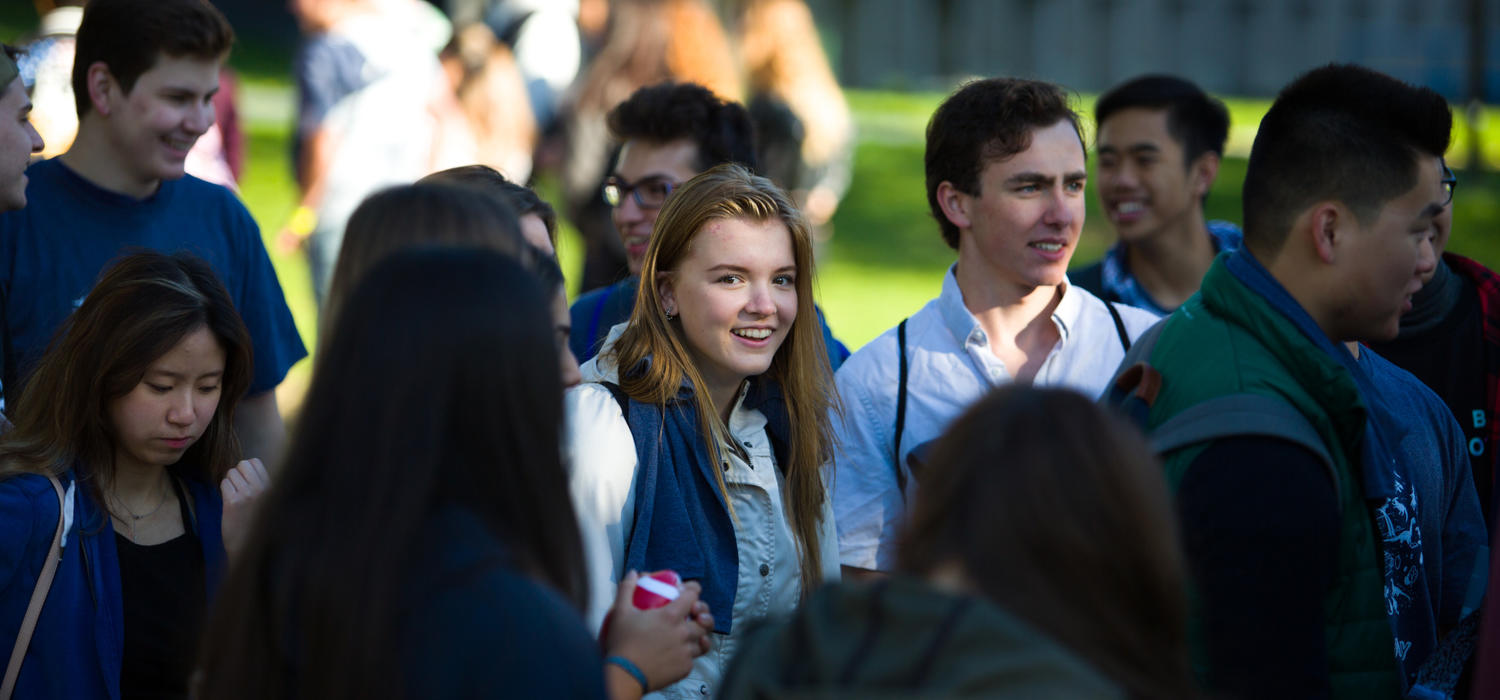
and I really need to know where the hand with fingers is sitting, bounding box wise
[220,457,270,557]
[601,571,715,699]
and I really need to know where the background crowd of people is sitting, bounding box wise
[0,1,1496,699]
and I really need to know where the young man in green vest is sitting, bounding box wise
[1125,64,1450,698]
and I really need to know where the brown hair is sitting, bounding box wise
[609,163,836,593]
[72,0,235,118]
[897,386,1196,699]
[320,182,532,344]
[0,251,252,508]
[925,78,1083,249]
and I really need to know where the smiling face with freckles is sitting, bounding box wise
[658,216,797,407]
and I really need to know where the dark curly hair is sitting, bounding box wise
[925,78,1082,249]
[607,81,758,173]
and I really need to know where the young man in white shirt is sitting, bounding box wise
[831,77,1158,576]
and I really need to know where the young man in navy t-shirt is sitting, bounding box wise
[0,0,306,466]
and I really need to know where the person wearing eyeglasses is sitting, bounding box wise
[1367,163,1500,521]
[569,81,849,368]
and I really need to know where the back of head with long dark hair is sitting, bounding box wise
[196,248,582,700]
[0,251,252,507]
[897,386,1196,699]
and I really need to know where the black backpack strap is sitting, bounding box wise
[600,381,630,417]
[893,318,910,495]
[1105,301,1131,352]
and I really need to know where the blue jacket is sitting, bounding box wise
[0,470,225,700]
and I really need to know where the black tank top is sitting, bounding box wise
[113,478,206,700]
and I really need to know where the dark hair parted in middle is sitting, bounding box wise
[1241,63,1451,258]
[0,251,252,508]
[197,248,580,698]
[925,77,1083,249]
[608,81,759,174]
[71,0,235,118]
[1095,74,1230,165]
[898,385,1195,699]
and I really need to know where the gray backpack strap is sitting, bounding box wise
[1152,393,1340,504]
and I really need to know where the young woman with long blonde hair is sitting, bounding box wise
[567,163,839,697]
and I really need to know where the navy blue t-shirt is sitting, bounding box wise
[0,158,307,400]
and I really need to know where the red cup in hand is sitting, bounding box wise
[600,570,683,642]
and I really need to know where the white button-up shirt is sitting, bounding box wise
[566,327,840,699]
[831,266,1159,571]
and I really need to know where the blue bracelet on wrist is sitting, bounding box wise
[604,655,649,694]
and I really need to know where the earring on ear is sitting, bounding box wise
[664,311,677,321]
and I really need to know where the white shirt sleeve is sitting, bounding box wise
[563,383,639,634]
[828,356,905,572]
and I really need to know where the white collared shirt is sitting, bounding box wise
[566,327,841,699]
[830,266,1159,571]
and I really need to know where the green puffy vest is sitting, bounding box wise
[1141,259,1400,699]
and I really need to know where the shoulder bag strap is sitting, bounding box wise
[2,475,66,699]
[893,318,910,495]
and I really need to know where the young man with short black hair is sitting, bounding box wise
[1073,75,1236,314]
[831,77,1157,576]
[1124,64,1470,698]
[0,0,305,466]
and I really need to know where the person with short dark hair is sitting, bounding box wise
[422,163,559,255]
[831,77,1157,577]
[0,44,44,212]
[0,0,306,469]
[1367,176,1500,521]
[1123,64,1456,698]
[1072,75,1237,314]
[721,386,1197,698]
[0,251,268,699]
[568,81,848,369]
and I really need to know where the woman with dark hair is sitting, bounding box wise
[568,163,840,698]
[197,249,707,699]
[0,251,264,699]
[719,385,1198,699]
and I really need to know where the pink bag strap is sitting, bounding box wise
[2,475,66,699]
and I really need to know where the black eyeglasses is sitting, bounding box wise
[1441,162,1457,207]
[603,176,677,209]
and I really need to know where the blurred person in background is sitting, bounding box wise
[1071,75,1238,315]
[720,385,1197,699]
[561,0,741,292]
[282,0,475,306]
[737,0,853,232]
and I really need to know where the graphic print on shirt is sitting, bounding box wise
[1375,473,1423,663]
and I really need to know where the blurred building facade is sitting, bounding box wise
[805,0,1498,102]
